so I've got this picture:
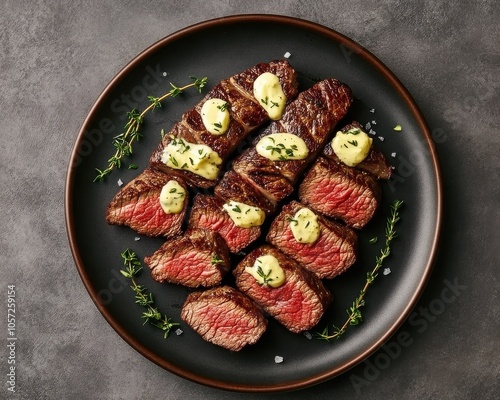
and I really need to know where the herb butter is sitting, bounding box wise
[159,180,186,214]
[331,128,372,167]
[222,200,265,228]
[161,137,222,180]
[255,133,309,161]
[253,72,286,120]
[288,208,320,244]
[200,98,230,135]
[245,255,285,288]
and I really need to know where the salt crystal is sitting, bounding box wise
[284,51,291,58]
[378,136,385,141]
[369,108,375,113]
[365,122,372,130]
[175,329,183,336]
[391,152,397,158]
[162,72,167,77]
[134,237,141,241]
[274,355,284,364]
[383,268,391,275]
[303,331,312,340]
[117,179,123,186]
[372,120,377,125]
[369,129,376,135]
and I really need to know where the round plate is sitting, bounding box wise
[65,14,442,392]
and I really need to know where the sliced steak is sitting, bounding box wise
[188,194,261,253]
[105,168,187,238]
[232,78,352,204]
[144,228,230,288]
[214,170,276,215]
[299,157,381,229]
[266,201,357,279]
[233,245,332,333]
[150,60,299,188]
[181,286,267,351]
[323,121,392,179]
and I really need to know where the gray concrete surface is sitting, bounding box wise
[1,1,498,399]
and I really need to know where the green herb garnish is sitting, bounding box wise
[316,200,403,341]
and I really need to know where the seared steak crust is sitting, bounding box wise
[266,201,357,279]
[233,245,332,333]
[181,286,267,351]
[105,168,187,238]
[323,121,392,179]
[150,60,299,188]
[144,228,230,288]
[232,78,353,204]
[299,157,381,228]
[188,194,261,253]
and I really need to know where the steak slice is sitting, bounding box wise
[323,121,392,179]
[181,286,267,351]
[105,168,187,238]
[266,201,358,279]
[299,157,381,229]
[214,170,276,215]
[233,245,332,333]
[150,60,299,188]
[232,78,352,204]
[144,228,230,288]
[188,194,261,253]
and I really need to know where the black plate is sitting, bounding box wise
[65,15,442,392]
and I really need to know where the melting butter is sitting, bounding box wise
[161,137,222,180]
[255,133,309,161]
[201,98,230,135]
[331,127,373,167]
[159,180,186,214]
[253,72,286,120]
[222,200,265,228]
[245,255,285,288]
[289,208,320,244]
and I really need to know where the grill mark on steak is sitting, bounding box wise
[181,286,267,351]
[323,121,392,179]
[188,194,261,253]
[266,201,357,279]
[149,60,299,188]
[105,168,188,238]
[299,157,381,229]
[232,78,353,204]
[233,245,332,333]
[144,228,230,288]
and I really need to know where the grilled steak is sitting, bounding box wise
[266,201,357,279]
[150,60,299,188]
[323,121,392,179]
[181,286,267,351]
[144,228,230,288]
[188,194,261,253]
[232,78,353,204]
[105,168,187,238]
[214,170,276,215]
[233,245,332,333]
[299,157,381,228]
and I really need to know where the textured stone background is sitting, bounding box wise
[1,1,499,399]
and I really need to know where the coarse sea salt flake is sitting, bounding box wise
[284,51,291,58]
[303,331,313,340]
[365,122,371,130]
[175,329,183,336]
[369,108,375,113]
[134,237,141,241]
[383,268,391,275]
[369,129,376,135]
[274,355,284,363]
[117,179,123,186]
[372,120,377,125]
[391,152,397,158]
[378,136,385,141]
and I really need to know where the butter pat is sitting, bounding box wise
[289,208,320,244]
[253,72,286,120]
[159,180,186,214]
[256,133,309,161]
[200,98,230,135]
[245,255,285,288]
[331,128,372,167]
[222,200,266,228]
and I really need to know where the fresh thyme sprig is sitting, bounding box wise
[119,249,179,338]
[94,76,208,182]
[316,199,404,341]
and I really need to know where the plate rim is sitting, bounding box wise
[65,13,443,392]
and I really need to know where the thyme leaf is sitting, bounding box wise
[315,199,404,341]
[119,249,179,338]
[94,76,208,182]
